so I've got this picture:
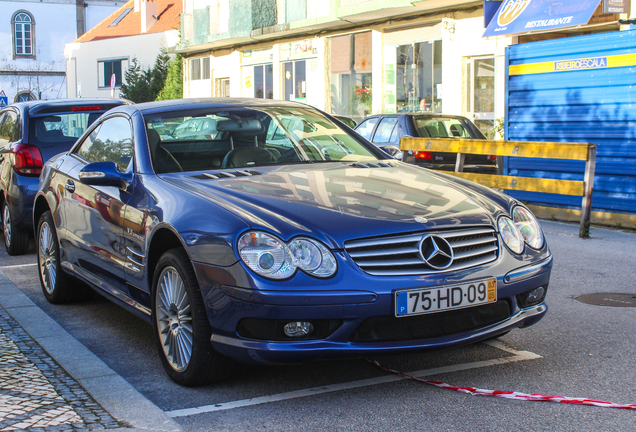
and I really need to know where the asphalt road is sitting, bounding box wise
[2,220,635,431]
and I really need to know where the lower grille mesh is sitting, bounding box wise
[350,300,511,342]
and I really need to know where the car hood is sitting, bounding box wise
[162,162,513,248]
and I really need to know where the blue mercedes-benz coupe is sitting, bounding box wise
[34,99,552,386]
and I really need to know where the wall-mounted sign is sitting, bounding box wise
[483,0,602,37]
[241,47,273,64]
[280,39,319,60]
[509,52,636,75]
[603,0,629,13]
[0,90,7,106]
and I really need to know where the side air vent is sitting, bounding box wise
[350,162,395,169]
[191,170,264,180]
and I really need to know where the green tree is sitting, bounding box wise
[119,53,170,103]
[156,53,183,101]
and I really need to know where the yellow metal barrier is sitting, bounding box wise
[400,137,597,238]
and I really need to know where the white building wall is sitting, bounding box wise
[443,16,513,120]
[65,30,179,99]
[0,1,121,103]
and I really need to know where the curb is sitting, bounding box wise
[0,271,182,432]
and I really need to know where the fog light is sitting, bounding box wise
[283,321,314,337]
[517,286,547,308]
[527,287,545,304]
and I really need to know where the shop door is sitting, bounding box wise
[283,60,306,102]
[467,57,495,135]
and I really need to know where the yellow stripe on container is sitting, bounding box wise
[510,53,636,76]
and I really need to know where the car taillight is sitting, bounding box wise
[413,151,432,160]
[11,144,43,176]
[487,155,497,160]
[71,106,103,111]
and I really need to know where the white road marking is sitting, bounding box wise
[0,263,37,269]
[166,343,541,418]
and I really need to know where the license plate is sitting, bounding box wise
[395,278,497,317]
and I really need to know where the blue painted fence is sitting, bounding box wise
[505,30,636,215]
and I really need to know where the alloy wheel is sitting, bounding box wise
[38,221,57,295]
[3,205,11,248]
[155,266,194,372]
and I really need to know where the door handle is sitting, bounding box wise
[65,180,75,193]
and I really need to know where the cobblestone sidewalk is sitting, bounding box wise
[0,308,119,431]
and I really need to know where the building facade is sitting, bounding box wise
[63,0,182,99]
[0,0,123,104]
[176,0,632,134]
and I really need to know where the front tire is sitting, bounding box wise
[152,248,234,386]
[3,202,30,255]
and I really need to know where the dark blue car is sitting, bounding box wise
[0,98,127,255]
[354,113,498,172]
[34,99,552,386]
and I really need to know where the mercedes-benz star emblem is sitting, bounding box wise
[418,234,454,270]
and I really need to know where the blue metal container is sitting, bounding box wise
[505,30,636,215]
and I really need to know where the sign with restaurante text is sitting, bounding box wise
[483,0,602,37]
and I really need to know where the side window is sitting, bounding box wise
[373,117,398,144]
[0,111,20,143]
[355,118,379,140]
[76,117,133,171]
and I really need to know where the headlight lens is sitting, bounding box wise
[238,232,295,279]
[512,206,544,249]
[289,238,337,277]
[238,232,337,279]
[498,216,524,254]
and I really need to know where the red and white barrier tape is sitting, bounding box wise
[369,359,636,410]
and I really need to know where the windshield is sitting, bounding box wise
[414,116,486,139]
[145,106,380,173]
[28,112,103,147]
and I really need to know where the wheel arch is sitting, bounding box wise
[147,226,190,289]
[32,194,50,236]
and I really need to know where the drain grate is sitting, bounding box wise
[576,293,636,307]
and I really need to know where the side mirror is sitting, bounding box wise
[79,161,130,189]
[379,145,403,160]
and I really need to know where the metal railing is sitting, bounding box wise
[400,137,597,238]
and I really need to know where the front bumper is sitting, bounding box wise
[195,254,553,365]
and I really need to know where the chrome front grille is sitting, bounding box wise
[344,227,499,276]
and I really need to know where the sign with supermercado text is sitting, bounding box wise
[483,0,602,37]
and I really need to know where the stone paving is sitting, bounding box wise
[0,308,119,431]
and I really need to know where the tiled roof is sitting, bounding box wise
[75,0,181,43]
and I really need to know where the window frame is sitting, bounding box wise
[12,10,35,59]
[97,58,127,89]
[73,115,134,173]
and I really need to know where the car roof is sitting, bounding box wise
[362,113,471,121]
[4,98,129,117]
[112,98,316,116]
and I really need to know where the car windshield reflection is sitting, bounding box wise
[145,106,379,173]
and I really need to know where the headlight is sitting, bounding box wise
[498,216,524,254]
[238,232,337,279]
[512,206,544,249]
[288,238,337,278]
[238,232,295,279]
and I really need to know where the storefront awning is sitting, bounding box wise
[483,0,603,38]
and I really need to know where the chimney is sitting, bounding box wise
[140,0,158,33]
[134,0,141,12]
